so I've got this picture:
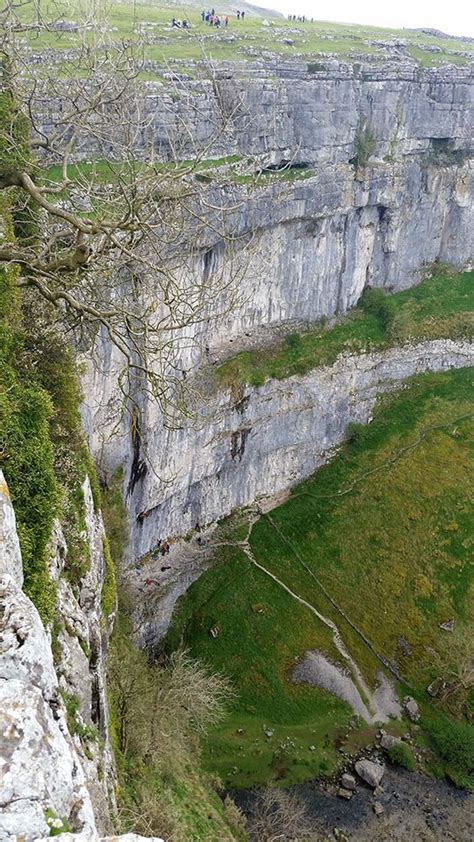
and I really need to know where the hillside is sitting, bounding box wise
[164,363,474,791]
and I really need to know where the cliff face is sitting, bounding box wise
[74,64,473,375]
[0,471,164,842]
[0,472,97,840]
[80,62,473,575]
[129,338,473,549]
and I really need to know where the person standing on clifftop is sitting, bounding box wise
[241,9,245,19]
[237,10,240,19]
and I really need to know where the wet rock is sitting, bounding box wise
[341,773,356,790]
[354,759,385,787]
[373,801,385,816]
[337,787,353,800]
[380,734,402,750]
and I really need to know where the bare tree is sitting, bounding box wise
[430,628,474,719]
[108,633,234,766]
[246,788,318,842]
[0,0,267,422]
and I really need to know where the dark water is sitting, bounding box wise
[231,767,474,840]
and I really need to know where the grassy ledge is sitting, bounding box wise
[217,267,474,389]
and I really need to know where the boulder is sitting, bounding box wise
[341,773,356,790]
[380,734,402,750]
[354,759,385,787]
[403,696,420,722]
[373,801,385,816]
[427,677,446,698]
[337,787,353,800]
[439,618,455,632]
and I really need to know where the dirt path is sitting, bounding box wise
[240,538,399,723]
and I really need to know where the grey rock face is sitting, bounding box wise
[355,759,385,787]
[0,470,23,586]
[0,473,162,841]
[0,577,96,840]
[50,478,116,832]
[93,339,472,563]
[79,66,473,571]
[36,61,473,167]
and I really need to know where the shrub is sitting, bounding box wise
[357,286,396,331]
[351,125,376,169]
[101,469,128,565]
[427,718,474,789]
[101,536,117,619]
[387,742,416,771]
[284,331,303,355]
[346,421,372,451]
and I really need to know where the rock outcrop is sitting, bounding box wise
[0,471,163,841]
[0,471,96,840]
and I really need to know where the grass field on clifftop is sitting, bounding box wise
[21,1,474,67]
[164,366,474,789]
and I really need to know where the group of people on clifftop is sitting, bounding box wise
[288,14,314,22]
[171,9,247,29]
[202,8,246,25]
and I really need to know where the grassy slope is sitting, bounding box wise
[217,267,474,389]
[22,1,474,67]
[165,366,474,789]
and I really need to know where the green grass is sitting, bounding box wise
[164,366,474,789]
[18,2,474,67]
[217,267,474,389]
[387,742,416,771]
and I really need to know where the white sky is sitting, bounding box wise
[253,0,474,38]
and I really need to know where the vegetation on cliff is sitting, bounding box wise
[165,366,474,790]
[107,606,246,840]
[0,95,100,620]
[217,266,474,389]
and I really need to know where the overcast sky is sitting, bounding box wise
[254,0,474,38]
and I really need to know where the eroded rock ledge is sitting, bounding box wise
[128,339,473,561]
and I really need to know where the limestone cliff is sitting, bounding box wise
[79,61,472,511]
[0,471,164,841]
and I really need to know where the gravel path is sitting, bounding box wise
[292,651,401,723]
